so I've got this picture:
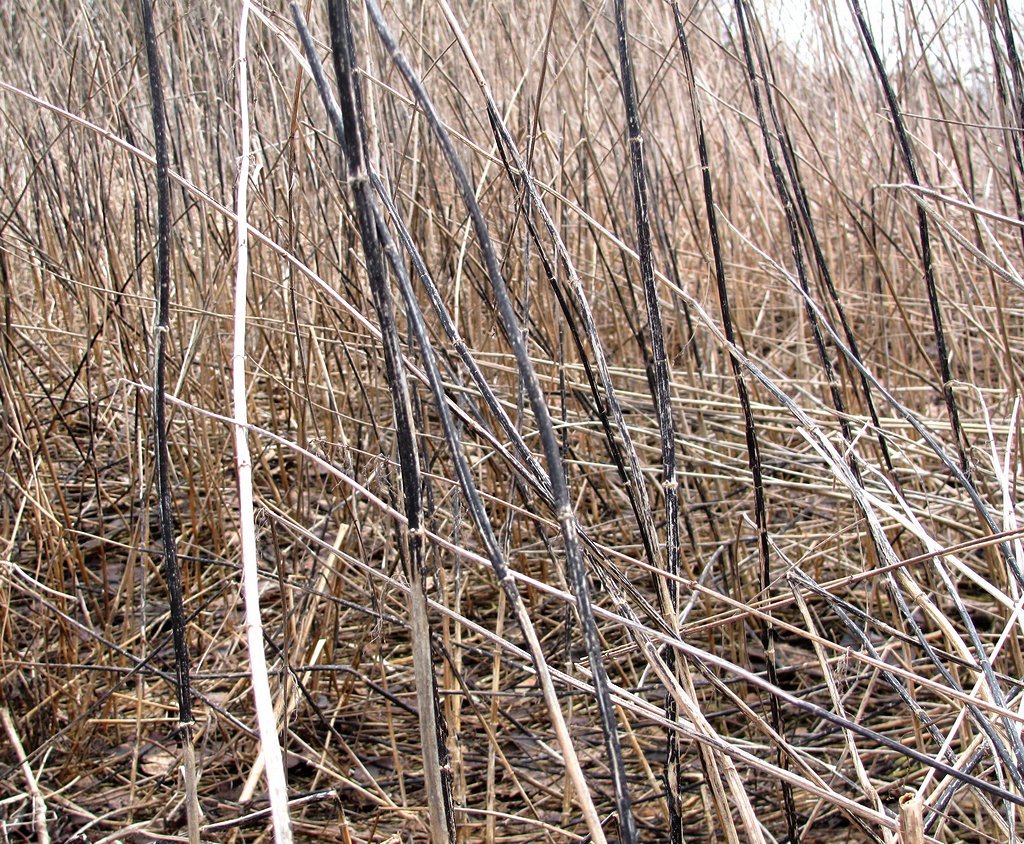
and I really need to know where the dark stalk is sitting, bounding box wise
[771,118,898,480]
[849,0,970,478]
[369,170,550,496]
[728,4,813,837]
[361,2,637,839]
[610,0,681,629]
[997,1,1024,130]
[296,3,454,840]
[139,1,199,841]
[673,3,796,836]
[290,8,612,839]
[486,124,662,577]
[736,3,854,460]
[609,3,682,840]
[983,0,1024,258]
[462,47,668,601]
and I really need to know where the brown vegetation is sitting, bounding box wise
[2,1,1024,841]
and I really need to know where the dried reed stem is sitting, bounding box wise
[291,3,455,840]
[138,1,200,840]
[0,705,50,844]
[232,3,293,841]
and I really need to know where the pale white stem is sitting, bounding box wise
[0,706,50,844]
[233,3,292,842]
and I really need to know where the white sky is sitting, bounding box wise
[764,0,1022,74]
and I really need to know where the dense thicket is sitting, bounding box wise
[2,1,1023,841]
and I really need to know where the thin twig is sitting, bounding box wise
[0,705,50,844]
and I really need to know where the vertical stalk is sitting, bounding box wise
[296,3,455,840]
[610,0,681,624]
[983,0,1024,259]
[610,2,682,838]
[232,3,294,842]
[138,1,200,841]
[672,1,793,835]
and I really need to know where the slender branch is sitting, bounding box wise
[848,0,969,477]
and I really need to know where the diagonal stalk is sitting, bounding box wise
[360,1,637,839]
[291,2,456,840]
[849,0,970,478]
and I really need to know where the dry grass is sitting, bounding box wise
[2,0,1024,841]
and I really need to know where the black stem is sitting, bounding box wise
[849,0,970,479]
[140,0,192,729]
[298,3,455,839]
[361,1,637,839]
[610,4,680,841]
[731,6,837,835]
